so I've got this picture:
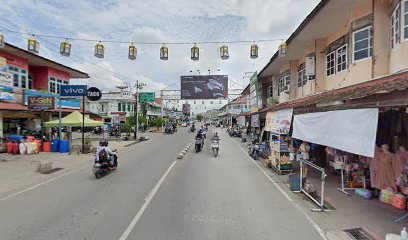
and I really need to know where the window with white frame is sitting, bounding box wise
[279,70,290,93]
[267,85,273,98]
[403,1,408,40]
[336,44,347,72]
[326,51,335,76]
[391,4,401,48]
[297,63,306,87]
[48,77,68,94]
[353,26,372,61]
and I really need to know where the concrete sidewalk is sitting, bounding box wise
[0,133,152,199]
[234,134,403,240]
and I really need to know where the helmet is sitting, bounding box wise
[214,132,218,136]
[99,139,108,147]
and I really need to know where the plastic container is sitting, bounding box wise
[289,174,304,191]
[9,135,23,143]
[42,142,51,152]
[7,142,13,154]
[355,188,372,199]
[59,140,70,153]
[12,142,19,154]
[34,140,42,152]
[51,140,60,152]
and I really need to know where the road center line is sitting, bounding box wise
[232,137,327,240]
[118,160,178,240]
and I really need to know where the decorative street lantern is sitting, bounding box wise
[160,44,168,60]
[27,36,39,54]
[94,41,104,58]
[0,32,4,48]
[60,39,71,57]
[191,44,199,61]
[220,44,229,60]
[128,42,137,60]
[279,41,287,57]
[250,43,258,59]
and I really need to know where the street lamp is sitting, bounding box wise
[60,39,71,57]
[160,44,168,60]
[94,41,104,58]
[27,35,39,54]
[279,41,287,57]
[250,43,258,59]
[128,42,137,60]
[220,44,229,60]
[0,32,4,48]
[191,44,199,61]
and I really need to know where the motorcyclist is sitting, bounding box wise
[95,139,116,167]
[196,129,204,146]
[211,132,220,141]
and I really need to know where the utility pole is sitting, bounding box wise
[134,80,146,140]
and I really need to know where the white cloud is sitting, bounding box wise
[0,0,321,95]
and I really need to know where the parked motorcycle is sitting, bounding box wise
[93,152,118,178]
[195,137,203,153]
[211,139,220,157]
[164,125,174,134]
[248,143,260,160]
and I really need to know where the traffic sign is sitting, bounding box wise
[61,85,87,97]
[140,92,155,103]
[86,87,102,101]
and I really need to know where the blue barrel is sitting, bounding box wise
[59,140,70,153]
[51,140,60,152]
[289,174,302,191]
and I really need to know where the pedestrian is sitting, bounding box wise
[299,141,311,177]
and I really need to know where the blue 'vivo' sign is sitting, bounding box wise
[60,85,87,97]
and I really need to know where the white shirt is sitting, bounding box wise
[95,146,114,161]
[299,143,310,160]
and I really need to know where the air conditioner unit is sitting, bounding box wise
[283,85,290,93]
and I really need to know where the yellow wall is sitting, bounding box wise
[373,0,391,77]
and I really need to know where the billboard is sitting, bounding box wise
[181,75,228,99]
[182,104,191,116]
[140,92,155,103]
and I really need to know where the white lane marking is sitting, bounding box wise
[118,160,178,240]
[232,138,327,240]
[0,138,153,202]
[0,164,90,202]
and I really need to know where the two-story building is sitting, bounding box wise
[0,42,89,138]
[249,0,408,234]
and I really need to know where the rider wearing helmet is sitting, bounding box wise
[95,139,116,167]
[211,132,220,141]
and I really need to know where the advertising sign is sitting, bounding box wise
[60,85,87,97]
[249,72,258,113]
[140,92,155,103]
[24,90,80,109]
[181,75,228,99]
[111,114,120,125]
[0,70,12,87]
[86,87,102,101]
[251,114,260,128]
[265,108,293,133]
[0,85,14,100]
[28,96,55,110]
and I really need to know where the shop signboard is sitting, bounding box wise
[27,96,55,110]
[229,108,242,115]
[251,114,260,128]
[24,90,80,109]
[0,85,14,100]
[86,87,102,101]
[180,75,228,99]
[60,85,87,97]
[182,104,191,115]
[0,57,12,87]
[237,116,246,127]
[265,108,293,133]
[249,72,258,113]
[111,114,120,125]
[140,92,155,103]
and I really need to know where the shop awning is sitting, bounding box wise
[0,102,28,111]
[292,108,379,157]
[43,110,103,127]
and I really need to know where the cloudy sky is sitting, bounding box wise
[0,0,320,96]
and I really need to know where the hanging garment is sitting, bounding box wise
[377,151,397,190]
[369,147,381,189]
[394,150,408,180]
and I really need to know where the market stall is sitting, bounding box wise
[265,108,293,174]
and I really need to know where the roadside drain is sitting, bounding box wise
[344,228,374,240]
[41,168,64,174]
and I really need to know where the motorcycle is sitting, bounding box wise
[164,125,174,134]
[93,127,102,135]
[190,126,196,132]
[211,139,220,157]
[195,137,203,153]
[248,143,260,160]
[93,151,118,178]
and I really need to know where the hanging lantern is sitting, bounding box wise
[220,44,229,60]
[94,41,104,58]
[279,41,287,57]
[0,32,4,48]
[250,43,258,59]
[27,36,40,54]
[160,44,168,60]
[128,42,137,60]
[191,44,199,61]
[60,39,71,57]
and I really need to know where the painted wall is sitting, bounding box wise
[373,0,391,78]
[48,67,69,81]
[0,51,29,69]
[29,67,49,90]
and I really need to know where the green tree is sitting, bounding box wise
[196,114,203,122]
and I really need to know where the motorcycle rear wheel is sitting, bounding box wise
[95,172,102,179]
[213,149,218,158]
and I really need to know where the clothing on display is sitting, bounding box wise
[377,145,397,191]
[394,147,408,180]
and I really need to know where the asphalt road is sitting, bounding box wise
[0,127,324,240]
